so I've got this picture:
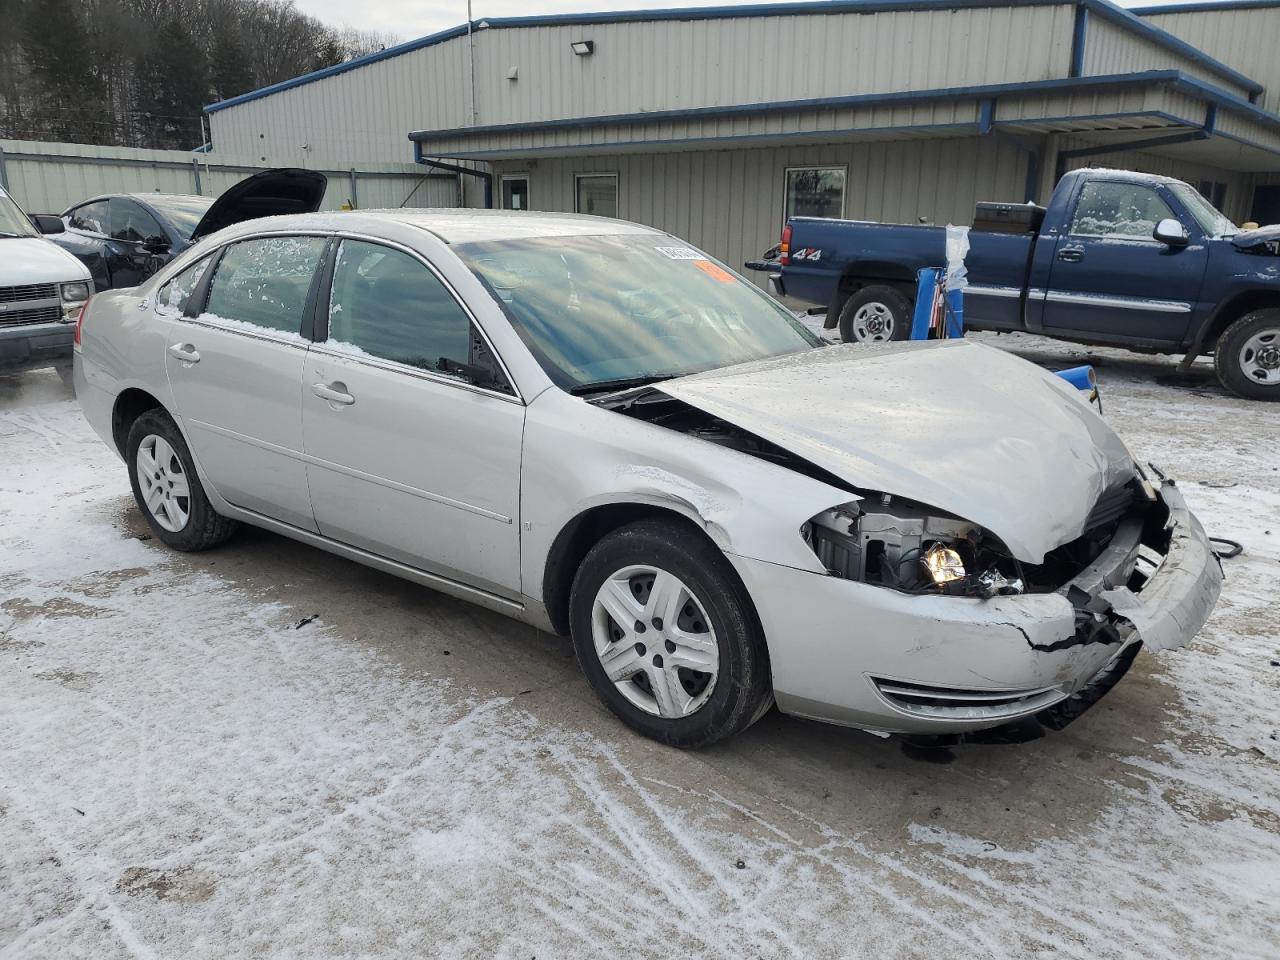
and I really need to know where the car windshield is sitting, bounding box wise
[455,234,821,392]
[144,195,214,239]
[1167,182,1237,238]
[0,188,38,238]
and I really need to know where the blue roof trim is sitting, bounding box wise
[410,70,1280,142]
[1134,0,1280,13]
[205,0,1262,115]
[204,23,471,113]
[1083,0,1261,94]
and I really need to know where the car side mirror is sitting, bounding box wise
[143,235,171,254]
[29,214,65,235]
[1153,218,1189,247]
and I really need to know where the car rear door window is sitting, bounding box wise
[108,198,164,243]
[326,239,475,375]
[68,201,109,234]
[1070,182,1175,241]
[204,235,327,336]
[155,256,213,317]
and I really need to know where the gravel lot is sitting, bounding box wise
[2,337,1278,959]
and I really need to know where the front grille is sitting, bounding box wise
[1084,483,1136,533]
[871,677,1066,721]
[0,304,62,327]
[0,283,57,304]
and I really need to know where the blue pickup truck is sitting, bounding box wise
[771,168,1280,401]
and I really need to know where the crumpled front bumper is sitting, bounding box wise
[727,479,1223,735]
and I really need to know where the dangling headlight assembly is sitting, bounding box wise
[803,494,1023,597]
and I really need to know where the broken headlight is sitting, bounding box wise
[803,495,1023,598]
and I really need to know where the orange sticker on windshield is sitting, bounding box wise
[692,259,735,283]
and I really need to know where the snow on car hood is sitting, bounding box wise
[1230,224,1280,250]
[658,339,1136,563]
[0,236,92,285]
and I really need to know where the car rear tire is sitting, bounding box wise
[125,409,238,551]
[1214,309,1280,401]
[569,518,773,748]
[838,285,913,344]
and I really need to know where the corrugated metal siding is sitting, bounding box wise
[0,139,457,214]
[472,5,1076,125]
[209,5,1075,168]
[1081,16,1253,101]
[209,37,474,166]
[491,136,1029,287]
[1142,8,1280,115]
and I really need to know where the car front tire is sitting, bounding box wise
[1215,309,1280,401]
[125,409,238,550]
[569,518,773,748]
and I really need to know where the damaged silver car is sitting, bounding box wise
[73,210,1223,747]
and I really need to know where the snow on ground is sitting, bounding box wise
[1,343,1278,959]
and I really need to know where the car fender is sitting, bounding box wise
[520,388,854,607]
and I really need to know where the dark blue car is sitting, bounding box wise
[37,169,328,293]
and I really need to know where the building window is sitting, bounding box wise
[575,173,618,218]
[783,166,846,224]
[501,174,530,211]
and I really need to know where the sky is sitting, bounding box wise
[291,0,1199,43]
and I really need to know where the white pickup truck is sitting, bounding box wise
[0,185,92,373]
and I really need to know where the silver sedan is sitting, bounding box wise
[74,210,1222,747]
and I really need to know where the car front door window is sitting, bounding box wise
[69,201,109,234]
[1070,182,1175,242]
[326,238,508,391]
[108,198,164,244]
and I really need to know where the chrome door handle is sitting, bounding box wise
[312,381,355,405]
[168,343,200,363]
[1057,247,1084,263]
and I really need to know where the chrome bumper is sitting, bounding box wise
[729,480,1222,735]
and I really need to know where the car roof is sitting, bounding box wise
[220,208,666,244]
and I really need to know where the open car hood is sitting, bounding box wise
[658,340,1136,563]
[190,168,327,241]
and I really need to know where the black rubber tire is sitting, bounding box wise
[125,408,238,551]
[837,284,913,344]
[569,518,773,748]
[1214,308,1280,401]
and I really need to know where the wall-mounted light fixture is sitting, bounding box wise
[570,40,595,56]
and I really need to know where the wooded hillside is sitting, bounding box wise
[0,0,394,149]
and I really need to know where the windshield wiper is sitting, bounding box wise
[0,231,25,239]
[568,374,673,396]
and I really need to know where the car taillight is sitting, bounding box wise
[73,298,89,347]
[779,224,792,266]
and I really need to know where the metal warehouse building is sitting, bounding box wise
[202,0,1280,277]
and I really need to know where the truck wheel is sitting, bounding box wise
[838,286,912,344]
[1214,309,1280,401]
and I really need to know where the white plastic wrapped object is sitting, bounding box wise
[944,224,970,291]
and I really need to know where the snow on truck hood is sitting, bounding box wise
[659,340,1136,564]
[1,236,92,285]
